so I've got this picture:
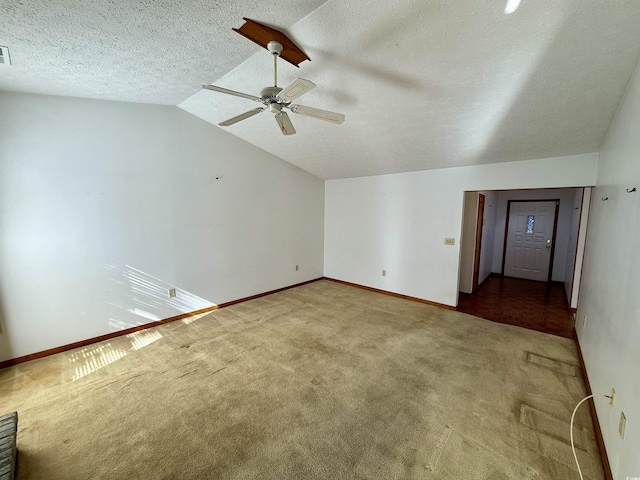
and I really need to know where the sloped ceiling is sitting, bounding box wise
[0,0,328,104]
[3,1,640,179]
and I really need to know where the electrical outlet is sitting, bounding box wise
[382,269,386,277]
[444,238,455,246]
[295,264,299,271]
[168,288,176,298]
[619,412,626,439]
[610,388,616,407]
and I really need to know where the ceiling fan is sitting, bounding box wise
[202,40,345,135]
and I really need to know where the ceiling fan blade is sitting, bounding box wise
[274,112,296,135]
[289,104,345,124]
[277,78,316,103]
[219,108,265,127]
[202,85,262,103]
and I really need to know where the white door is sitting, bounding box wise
[503,201,557,282]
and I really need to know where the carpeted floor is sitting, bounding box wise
[0,280,604,479]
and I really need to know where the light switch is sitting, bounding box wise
[444,238,455,246]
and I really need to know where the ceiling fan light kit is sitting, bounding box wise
[201,20,345,136]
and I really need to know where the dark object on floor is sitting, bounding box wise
[0,411,18,480]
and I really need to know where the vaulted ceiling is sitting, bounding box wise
[3,1,640,179]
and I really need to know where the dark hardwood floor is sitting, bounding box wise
[457,275,575,339]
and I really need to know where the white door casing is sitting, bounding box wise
[503,201,557,282]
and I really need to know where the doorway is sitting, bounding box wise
[457,188,591,337]
[459,191,494,295]
[502,200,559,282]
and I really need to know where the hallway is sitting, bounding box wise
[457,275,575,339]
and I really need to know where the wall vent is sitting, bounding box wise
[0,46,12,65]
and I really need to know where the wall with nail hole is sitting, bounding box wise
[0,91,325,361]
[577,60,640,480]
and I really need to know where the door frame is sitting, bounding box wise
[472,193,485,292]
[500,199,560,282]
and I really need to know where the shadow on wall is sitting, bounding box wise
[104,263,214,331]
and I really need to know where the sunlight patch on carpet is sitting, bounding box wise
[127,330,163,350]
[69,343,128,381]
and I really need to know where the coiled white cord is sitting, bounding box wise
[570,394,594,480]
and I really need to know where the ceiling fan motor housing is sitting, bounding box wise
[260,86,286,106]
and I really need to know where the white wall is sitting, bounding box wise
[478,191,498,285]
[563,187,592,308]
[569,188,591,310]
[563,189,584,301]
[490,188,579,282]
[459,192,478,294]
[0,92,325,362]
[577,61,640,479]
[459,190,497,294]
[325,153,598,307]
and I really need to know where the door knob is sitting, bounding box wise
[546,239,552,249]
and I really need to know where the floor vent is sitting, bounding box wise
[526,352,579,376]
[520,404,589,451]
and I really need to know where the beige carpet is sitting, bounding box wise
[0,280,604,479]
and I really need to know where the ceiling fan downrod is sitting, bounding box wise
[267,41,283,87]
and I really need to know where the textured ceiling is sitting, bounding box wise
[0,0,327,104]
[3,1,640,179]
